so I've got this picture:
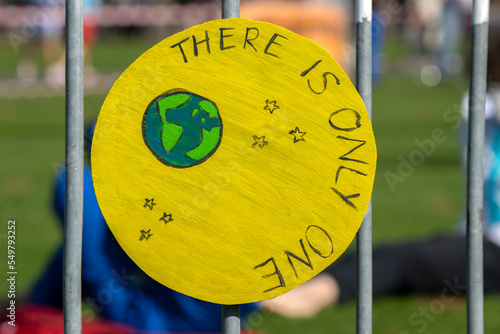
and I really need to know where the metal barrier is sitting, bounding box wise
[64,0,83,333]
[62,0,489,333]
[467,1,489,333]
[355,1,372,333]
[221,2,240,333]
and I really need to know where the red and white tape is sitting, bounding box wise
[0,4,220,28]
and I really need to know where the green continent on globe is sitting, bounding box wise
[142,90,223,167]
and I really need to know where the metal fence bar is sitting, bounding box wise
[467,0,489,333]
[222,0,239,19]
[221,1,240,334]
[222,304,241,334]
[355,0,372,333]
[63,0,84,333]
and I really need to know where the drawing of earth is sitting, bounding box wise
[142,90,223,168]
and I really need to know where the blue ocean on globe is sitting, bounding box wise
[142,91,223,168]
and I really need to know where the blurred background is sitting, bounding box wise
[1,0,500,333]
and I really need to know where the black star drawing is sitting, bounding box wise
[289,127,306,143]
[144,198,156,210]
[139,229,153,241]
[160,212,174,224]
[263,99,280,114]
[252,135,269,149]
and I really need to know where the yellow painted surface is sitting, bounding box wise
[91,18,377,305]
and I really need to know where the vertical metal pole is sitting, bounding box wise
[222,0,239,19]
[467,1,489,334]
[221,1,240,333]
[64,0,84,333]
[222,305,241,334]
[355,1,372,334]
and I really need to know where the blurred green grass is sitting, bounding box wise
[1,33,499,333]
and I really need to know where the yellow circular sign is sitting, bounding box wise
[92,18,376,305]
